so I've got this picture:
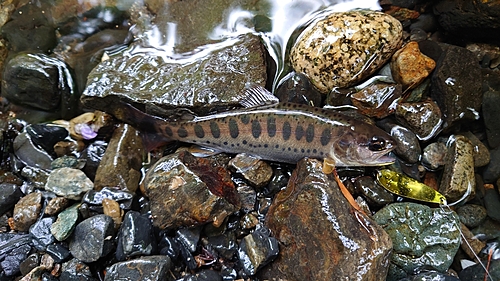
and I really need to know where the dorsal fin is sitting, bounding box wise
[239,84,279,109]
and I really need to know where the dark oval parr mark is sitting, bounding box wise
[229,118,239,139]
[210,121,220,138]
[295,125,304,141]
[252,119,261,138]
[267,116,276,137]
[283,121,291,141]
[177,126,188,138]
[306,124,314,143]
[194,124,205,138]
[320,128,331,146]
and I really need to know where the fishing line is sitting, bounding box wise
[439,203,493,281]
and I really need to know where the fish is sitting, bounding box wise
[116,86,396,167]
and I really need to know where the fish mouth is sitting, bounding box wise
[371,154,396,166]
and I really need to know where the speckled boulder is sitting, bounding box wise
[290,10,403,93]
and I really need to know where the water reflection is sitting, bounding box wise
[124,0,380,88]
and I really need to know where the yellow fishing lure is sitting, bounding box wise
[376,169,447,204]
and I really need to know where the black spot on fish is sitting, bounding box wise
[223,141,228,145]
[294,148,297,152]
[283,121,291,141]
[264,144,268,148]
[306,149,310,153]
[241,115,250,124]
[301,149,305,153]
[306,124,314,143]
[229,119,239,138]
[313,149,317,153]
[288,147,291,151]
[275,144,279,148]
[320,128,331,146]
[210,121,220,138]
[295,125,304,141]
[267,117,276,137]
[243,140,248,145]
[194,124,204,138]
[164,126,173,137]
[177,127,188,138]
[252,119,261,138]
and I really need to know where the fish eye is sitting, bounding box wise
[368,136,386,151]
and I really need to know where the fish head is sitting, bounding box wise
[329,122,396,166]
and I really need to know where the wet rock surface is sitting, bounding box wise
[81,33,267,117]
[1,1,500,280]
[374,203,461,281]
[291,10,403,92]
[45,168,94,200]
[259,158,392,280]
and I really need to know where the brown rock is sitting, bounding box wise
[94,123,144,192]
[391,41,436,90]
[259,158,392,280]
[143,151,237,230]
[350,82,402,118]
[44,197,69,216]
[229,154,273,189]
[102,198,123,228]
[395,100,443,141]
[10,192,42,232]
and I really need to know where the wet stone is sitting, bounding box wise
[241,213,259,230]
[439,135,476,203]
[205,232,238,260]
[80,140,108,181]
[143,151,237,229]
[10,192,42,232]
[14,132,53,170]
[378,120,421,164]
[482,90,500,148]
[29,217,56,251]
[456,204,487,229]
[399,271,460,281]
[354,175,394,207]
[2,53,77,118]
[181,269,223,281]
[0,183,23,216]
[19,253,39,277]
[45,167,93,200]
[82,187,134,210]
[374,203,461,281]
[431,44,482,128]
[259,158,392,280]
[158,235,181,260]
[176,226,202,254]
[395,100,443,141]
[94,123,144,192]
[422,141,448,170]
[238,226,279,276]
[46,243,71,263]
[26,124,69,156]
[350,82,402,118]
[462,131,490,167]
[1,243,31,276]
[483,185,500,222]
[483,146,500,183]
[391,41,436,90]
[104,256,172,281]
[21,166,50,190]
[229,154,273,189]
[1,3,57,53]
[44,197,69,216]
[51,203,79,241]
[51,155,85,170]
[116,211,156,261]
[274,72,322,106]
[82,33,267,117]
[290,10,402,92]
[102,198,123,228]
[60,258,95,281]
[459,259,500,281]
[69,214,115,263]
[236,183,257,213]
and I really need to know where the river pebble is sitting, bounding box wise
[181,270,223,281]
[104,256,172,281]
[116,211,156,261]
[45,243,71,263]
[60,258,95,281]
[422,141,447,170]
[274,72,322,106]
[9,192,42,232]
[44,197,69,216]
[229,154,273,189]
[374,202,461,281]
[13,132,53,170]
[350,82,402,118]
[238,226,279,276]
[483,184,500,222]
[459,259,500,281]
[260,158,392,280]
[456,204,488,229]
[29,217,55,251]
[439,135,476,203]
[483,145,500,183]
[391,41,436,90]
[290,10,402,92]
[354,175,394,207]
[462,131,490,167]
[378,120,421,163]
[143,151,237,229]
[50,203,79,241]
[482,90,500,148]
[431,44,482,128]
[0,183,23,215]
[395,100,442,141]
[94,123,144,192]
[45,167,93,200]
[69,214,115,263]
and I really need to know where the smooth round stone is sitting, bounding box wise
[456,204,487,229]
[290,10,402,93]
[45,167,93,200]
[69,214,115,263]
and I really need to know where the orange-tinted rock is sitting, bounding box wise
[94,123,144,192]
[258,158,392,280]
[391,41,436,90]
[10,192,42,232]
